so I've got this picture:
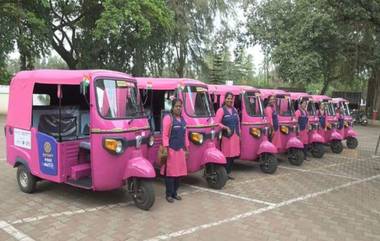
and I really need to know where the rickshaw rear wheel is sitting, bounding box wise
[346,137,358,149]
[17,165,37,193]
[331,140,343,153]
[311,143,325,158]
[129,179,155,211]
[205,164,228,189]
[288,148,304,166]
[259,154,278,174]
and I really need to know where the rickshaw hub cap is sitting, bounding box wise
[20,172,28,187]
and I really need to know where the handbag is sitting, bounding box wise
[158,145,168,166]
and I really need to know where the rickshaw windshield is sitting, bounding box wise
[325,101,336,116]
[182,85,215,117]
[276,96,293,116]
[95,79,144,119]
[307,100,316,116]
[343,102,351,115]
[244,92,263,116]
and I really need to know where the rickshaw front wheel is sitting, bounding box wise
[128,179,155,211]
[331,140,343,153]
[346,137,358,149]
[259,153,278,174]
[17,165,37,193]
[288,148,304,166]
[205,164,228,190]
[311,143,325,158]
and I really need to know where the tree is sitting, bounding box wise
[0,1,50,70]
[245,0,347,94]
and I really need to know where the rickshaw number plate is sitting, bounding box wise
[14,128,31,150]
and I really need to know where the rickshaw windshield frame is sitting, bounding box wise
[244,91,264,117]
[182,85,215,118]
[343,102,351,116]
[94,77,146,120]
[276,95,294,117]
[324,101,336,116]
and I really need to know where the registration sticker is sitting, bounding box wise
[14,128,31,150]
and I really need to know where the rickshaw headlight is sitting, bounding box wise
[327,123,332,130]
[148,135,154,147]
[104,138,124,154]
[250,127,261,138]
[280,125,289,135]
[344,121,349,128]
[190,132,204,145]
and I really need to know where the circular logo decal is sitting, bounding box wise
[44,142,52,153]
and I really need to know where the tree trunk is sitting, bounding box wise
[320,76,330,95]
[371,67,380,118]
[132,46,145,76]
[52,41,78,69]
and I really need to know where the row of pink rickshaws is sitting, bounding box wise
[4,70,358,210]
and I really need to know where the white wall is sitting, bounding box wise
[0,85,9,115]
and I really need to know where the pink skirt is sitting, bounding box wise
[160,148,187,177]
[221,133,241,157]
[272,131,282,150]
[299,130,309,144]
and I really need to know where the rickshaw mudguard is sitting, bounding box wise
[123,156,156,180]
[346,128,357,138]
[286,136,304,149]
[330,131,343,141]
[201,146,227,166]
[310,132,325,144]
[257,140,277,155]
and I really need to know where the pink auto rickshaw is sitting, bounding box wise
[289,92,326,158]
[259,89,305,165]
[312,95,344,154]
[137,78,228,189]
[5,70,156,210]
[208,84,278,174]
[332,98,358,149]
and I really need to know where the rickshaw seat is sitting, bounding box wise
[38,114,77,140]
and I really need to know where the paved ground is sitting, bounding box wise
[1,115,380,241]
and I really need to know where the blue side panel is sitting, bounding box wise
[37,132,58,176]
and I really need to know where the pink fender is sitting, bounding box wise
[310,132,325,144]
[286,136,304,149]
[257,140,277,155]
[330,131,343,141]
[347,128,357,138]
[123,154,156,180]
[201,143,227,166]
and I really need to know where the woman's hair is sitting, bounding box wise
[222,92,234,106]
[264,95,274,108]
[170,98,183,114]
[300,99,307,106]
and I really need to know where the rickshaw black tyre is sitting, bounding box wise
[311,143,325,158]
[288,148,304,166]
[206,165,228,190]
[346,137,358,149]
[131,180,155,211]
[17,165,37,193]
[259,154,278,174]
[331,141,343,154]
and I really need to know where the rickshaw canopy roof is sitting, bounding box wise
[312,95,332,102]
[332,97,348,103]
[7,69,135,129]
[208,84,244,95]
[136,77,207,90]
[289,92,312,100]
[259,89,289,98]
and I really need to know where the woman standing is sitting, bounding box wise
[161,99,189,203]
[295,100,309,160]
[215,92,241,180]
[264,95,281,147]
[318,103,327,130]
